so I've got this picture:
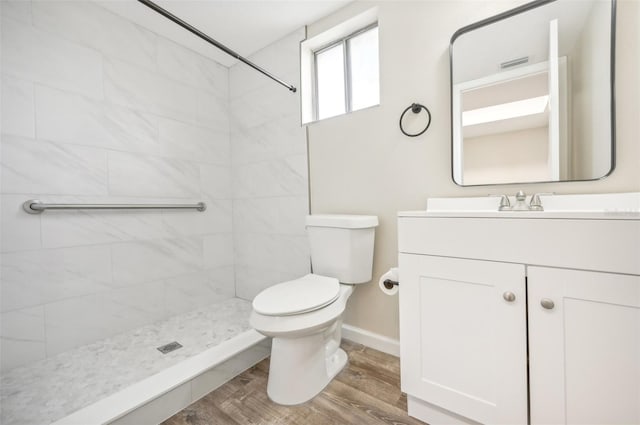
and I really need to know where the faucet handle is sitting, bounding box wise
[529,194,543,211]
[529,192,554,211]
[488,194,512,211]
[498,194,511,211]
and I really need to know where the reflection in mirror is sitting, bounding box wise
[451,0,615,186]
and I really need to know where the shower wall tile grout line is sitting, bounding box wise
[0,0,233,370]
[0,0,309,378]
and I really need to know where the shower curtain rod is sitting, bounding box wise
[137,0,297,93]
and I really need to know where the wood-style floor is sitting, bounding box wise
[162,340,426,425]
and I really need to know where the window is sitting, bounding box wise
[313,25,379,121]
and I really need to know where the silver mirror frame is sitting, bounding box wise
[449,0,617,187]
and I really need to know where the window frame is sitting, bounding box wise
[312,22,379,121]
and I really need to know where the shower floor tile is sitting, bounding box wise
[0,297,252,425]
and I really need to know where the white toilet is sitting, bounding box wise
[249,214,378,405]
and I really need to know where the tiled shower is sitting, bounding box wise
[230,28,310,301]
[0,1,308,421]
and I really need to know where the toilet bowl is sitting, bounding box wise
[250,276,353,405]
[249,214,378,405]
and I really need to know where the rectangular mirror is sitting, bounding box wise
[451,0,616,186]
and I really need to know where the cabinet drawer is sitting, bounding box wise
[398,217,640,275]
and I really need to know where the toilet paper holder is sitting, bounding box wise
[383,279,399,290]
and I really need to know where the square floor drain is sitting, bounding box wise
[157,341,183,354]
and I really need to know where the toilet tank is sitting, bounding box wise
[306,214,378,284]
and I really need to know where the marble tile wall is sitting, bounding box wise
[229,29,311,300]
[0,1,234,370]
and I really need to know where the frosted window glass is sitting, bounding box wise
[316,44,346,120]
[349,27,379,111]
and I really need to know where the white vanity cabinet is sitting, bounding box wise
[399,254,528,424]
[528,267,640,425]
[398,213,640,425]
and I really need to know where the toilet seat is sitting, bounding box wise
[252,274,340,316]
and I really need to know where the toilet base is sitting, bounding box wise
[326,347,348,381]
[266,325,348,405]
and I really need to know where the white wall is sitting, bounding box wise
[307,0,640,340]
[464,126,550,185]
[0,1,234,370]
[229,29,310,300]
[571,0,612,180]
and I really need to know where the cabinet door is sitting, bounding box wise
[528,267,640,425]
[399,254,528,424]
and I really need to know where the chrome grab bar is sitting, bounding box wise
[22,199,206,214]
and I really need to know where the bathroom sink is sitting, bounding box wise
[401,192,640,219]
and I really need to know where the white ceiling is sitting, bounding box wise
[99,0,351,67]
[453,0,598,83]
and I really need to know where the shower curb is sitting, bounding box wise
[51,330,270,425]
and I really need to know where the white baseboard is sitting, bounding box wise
[341,324,400,357]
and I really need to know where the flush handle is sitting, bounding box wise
[503,292,516,302]
[541,298,555,310]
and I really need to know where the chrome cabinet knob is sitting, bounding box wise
[541,298,555,310]
[503,292,516,302]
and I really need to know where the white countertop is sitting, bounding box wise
[398,210,640,220]
[399,192,640,220]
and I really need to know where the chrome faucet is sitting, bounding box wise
[496,191,552,211]
[511,190,529,211]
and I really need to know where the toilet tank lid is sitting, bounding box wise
[306,214,378,229]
